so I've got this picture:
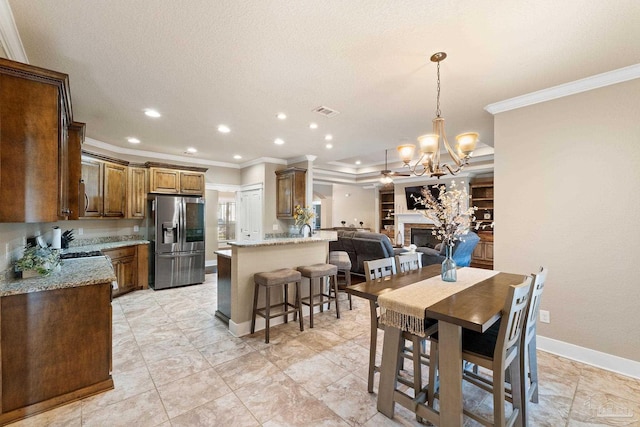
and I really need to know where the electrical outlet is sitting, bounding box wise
[78,228,84,235]
[539,310,550,324]
[273,224,279,230]
[5,243,9,260]
[133,225,139,232]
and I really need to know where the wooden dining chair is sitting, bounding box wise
[428,277,532,426]
[363,258,397,392]
[395,252,422,273]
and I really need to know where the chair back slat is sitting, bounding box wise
[495,277,532,358]
[395,253,422,273]
[363,258,397,282]
[524,267,548,346]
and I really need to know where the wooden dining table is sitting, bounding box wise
[346,265,527,427]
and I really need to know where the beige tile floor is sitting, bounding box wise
[9,274,640,426]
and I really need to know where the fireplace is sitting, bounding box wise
[410,227,439,249]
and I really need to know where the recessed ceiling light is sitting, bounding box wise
[276,113,287,120]
[127,137,140,144]
[325,134,333,141]
[325,143,333,149]
[233,155,242,160]
[309,123,318,129]
[274,138,285,145]
[144,109,161,118]
[218,124,231,133]
[355,160,361,165]
[186,147,197,153]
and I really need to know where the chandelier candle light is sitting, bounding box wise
[397,52,478,178]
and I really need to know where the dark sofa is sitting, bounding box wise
[329,231,404,275]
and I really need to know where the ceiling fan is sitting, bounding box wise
[380,149,410,182]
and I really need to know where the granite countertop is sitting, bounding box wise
[228,230,337,248]
[0,256,117,297]
[215,249,232,257]
[64,239,149,254]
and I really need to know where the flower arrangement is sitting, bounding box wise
[411,181,477,247]
[293,205,315,227]
[14,244,62,277]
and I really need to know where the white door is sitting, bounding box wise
[237,188,263,241]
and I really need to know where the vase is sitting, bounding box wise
[441,244,457,282]
[300,224,311,238]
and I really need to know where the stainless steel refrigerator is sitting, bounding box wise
[148,195,205,289]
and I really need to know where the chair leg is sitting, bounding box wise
[309,278,315,328]
[368,300,378,393]
[264,285,271,343]
[250,282,259,334]
[295,280,304,332]
[511,351,525,427]
[492,359,506,427]
[529,336,539,403]
[283,282,289,324]
[318,277,324,313]
[332,274,340,319]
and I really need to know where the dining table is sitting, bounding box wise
[346,265,527,427]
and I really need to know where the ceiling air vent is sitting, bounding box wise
[312,106,340,117]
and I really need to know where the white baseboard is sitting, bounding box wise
[537,335,640,380]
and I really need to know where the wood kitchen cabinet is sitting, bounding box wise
[0,282,113,425]
[275,167,306,219]
[104,246,138,297]
[67,122,86,219]
[81,153,128,218]
[147,163,207,195]
[127,166,148,218]
[0,58,77,222]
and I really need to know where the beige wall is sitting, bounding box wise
[494,78,640,361]
[331,183,376,229]
[205,189,220,260]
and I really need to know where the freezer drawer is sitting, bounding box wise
[152,251,205,289]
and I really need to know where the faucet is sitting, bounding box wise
[300,223,312,237]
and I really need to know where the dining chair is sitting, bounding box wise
[428,277,532,426]
[363,258,397,392]
[463,267,548,426]
[395,252,422,273]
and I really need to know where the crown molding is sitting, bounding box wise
[485,63,640,115]
[239,157,287,168]
[0,0,28,63]
[85,137,242,169]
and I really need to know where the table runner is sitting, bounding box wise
[378,267,499,336]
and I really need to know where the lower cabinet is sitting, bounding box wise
[103,245,148,297]
[0,283,113,425]
[471,237,494,269]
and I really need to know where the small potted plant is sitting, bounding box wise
[14,244,62,278]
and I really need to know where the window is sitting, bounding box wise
[218,202,236,241]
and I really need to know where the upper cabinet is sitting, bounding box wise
[0,58,78,223]
[81,152,128,218]
[127,166,147,219]
[147,163,207,195]
[275,167,306,219]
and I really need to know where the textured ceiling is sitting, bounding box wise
[7,0,640,174]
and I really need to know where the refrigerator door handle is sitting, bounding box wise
[157,252,203,258]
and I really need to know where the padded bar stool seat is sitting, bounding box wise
[329,251,352,310]
[297,263,339,328]
[251,268,303,343]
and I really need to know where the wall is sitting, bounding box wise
[331,183,376,229]
[205,189,219,261]
[494,78,640,362]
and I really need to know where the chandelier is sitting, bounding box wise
[397,52,478,178]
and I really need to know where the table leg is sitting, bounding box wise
[377,326,403,418]
[438,321,464,427]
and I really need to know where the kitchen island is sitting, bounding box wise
[226,231,337,337]
[0,257,115,425]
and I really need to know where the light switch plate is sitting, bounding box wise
[133,225,140,232]
[539,310,550,323]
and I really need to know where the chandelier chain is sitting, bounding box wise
[436,60,441,118]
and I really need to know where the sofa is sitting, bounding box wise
[329,231,405,275]
[416,231,480,267]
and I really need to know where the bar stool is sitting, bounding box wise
[328,251,352,310]
[297,263,339,328]
[251,268,303,343]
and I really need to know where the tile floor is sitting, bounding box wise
[9,274,640,426]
